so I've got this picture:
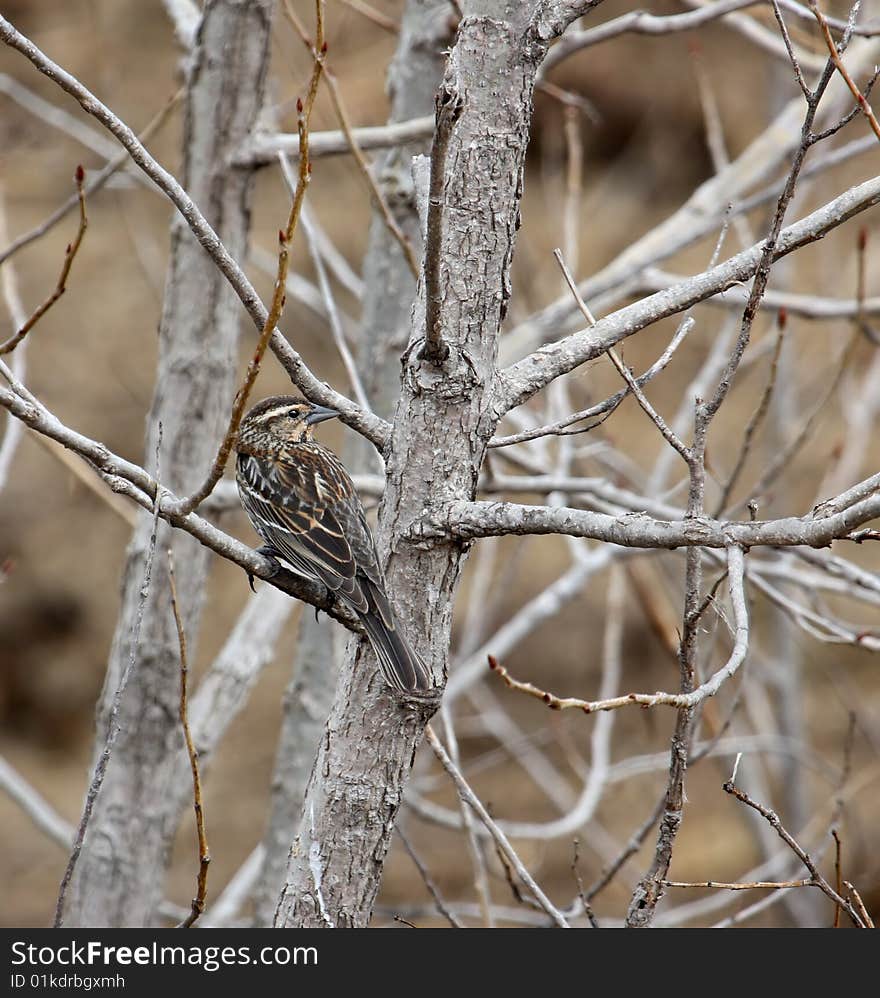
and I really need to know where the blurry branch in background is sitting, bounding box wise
[0,187,28,491]
[53,429,164,928]
[396,827,464,929]
[161,0,201,50]
[239,115,436,166]
[279,162,371,411]
[0,756,74,851]
[280,0,421,279]
[338,0,398,34]
[0,89,182,267]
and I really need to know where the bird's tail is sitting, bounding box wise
[360,603,433,695]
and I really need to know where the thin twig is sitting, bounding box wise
[168,551,211,928]
[0,167,87,355]
[339,0,397,33]
[553,248,692,464]
[281,0,420,279]
[487,547,749,715]
[489,317,694,449]
[441,710,494,927]
[832,827,843,928]
[714,308,787,515]
[171,0,326,516]
[396,827,463,928]
[663,878,813,890]
[810,1,880,142]
[723,779,867,927]
[733,330,859,512]
[571,838,599,927]
[425,725,570,928]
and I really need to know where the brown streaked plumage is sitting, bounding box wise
[235,394,431,694]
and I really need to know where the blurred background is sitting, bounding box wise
[1,0,878,927]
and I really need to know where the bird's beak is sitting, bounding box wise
[306,403,340,426]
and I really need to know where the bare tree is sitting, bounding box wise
[1,0,878,929]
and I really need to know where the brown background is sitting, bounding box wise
[1,0,878,927]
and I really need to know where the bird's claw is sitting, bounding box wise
[249,545,283,591]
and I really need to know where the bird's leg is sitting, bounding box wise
[248,544,283,593]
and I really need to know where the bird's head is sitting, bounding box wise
[237,394,339,447]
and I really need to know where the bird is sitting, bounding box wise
[235,394,432,695]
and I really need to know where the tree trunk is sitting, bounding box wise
[66,0,273,927]
[253,0,452,926]
[274,2,547,928]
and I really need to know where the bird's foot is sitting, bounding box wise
[248,545,283,592]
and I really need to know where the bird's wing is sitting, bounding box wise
[236,448,382,614]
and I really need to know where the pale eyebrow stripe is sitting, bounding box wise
[255,404,300,423]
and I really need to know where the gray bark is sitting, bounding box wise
[274,1,549,928]
[253,0,451,926]
[65,0,273,927]
[252,611,337,926]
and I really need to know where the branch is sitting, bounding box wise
[0,90,181,268]
[634,267,880,319]
[496,173,880,414]
[0,383,365,635]
[0,13,388,449]
[170,1,327,516]
[543,0,828,75]
[811,1,880,142]
[425,726,570,928]
[436,496,880,549]
[723,778,867,927]
[488,546,749,713]
[237,115,435,166]
[168,552,211,929]
[0,167,87,355]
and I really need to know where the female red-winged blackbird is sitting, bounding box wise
[236,394,431,694]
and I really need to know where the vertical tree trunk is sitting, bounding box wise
[253,0,452,926]
[66,0,273,927]
[275,2,548,928]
